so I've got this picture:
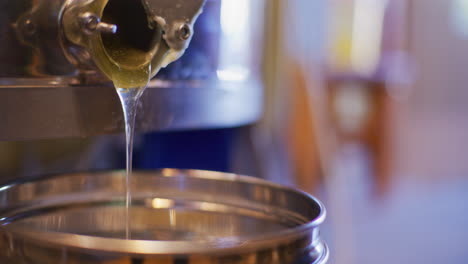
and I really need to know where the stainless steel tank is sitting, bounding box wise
[0,0,264,140]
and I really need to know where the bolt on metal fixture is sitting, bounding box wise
[79,12,117,35]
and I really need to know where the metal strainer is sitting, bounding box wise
[0,169,328,264]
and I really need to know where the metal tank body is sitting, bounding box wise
[0,0,264,140]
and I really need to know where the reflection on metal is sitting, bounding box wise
[0,79,262,141]
[218,0,261,83]
[216,68,250,82]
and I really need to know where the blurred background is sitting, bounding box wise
[1,0,468,263]
[273,0,468,263]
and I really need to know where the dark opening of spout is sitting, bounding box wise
[101,0,160,66]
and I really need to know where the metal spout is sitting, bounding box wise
[62,0,206,82]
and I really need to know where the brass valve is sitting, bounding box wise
[61,0,205,87]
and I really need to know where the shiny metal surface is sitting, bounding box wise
[0,0,265,139]
[61,0,206,82]
[1,0,76,77]
[0,79,262,141]
[142,0,206,51]
[0,169,327,264]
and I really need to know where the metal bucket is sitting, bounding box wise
[0,170,327,263]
